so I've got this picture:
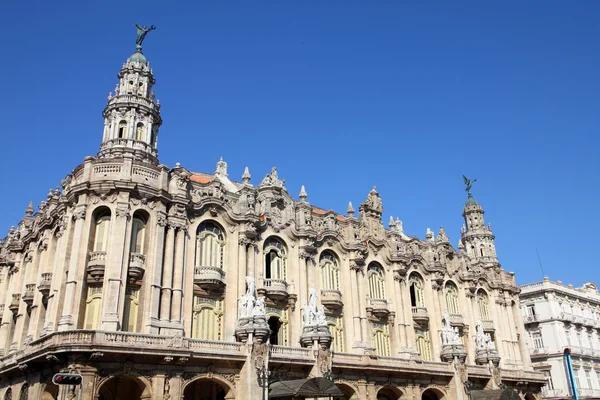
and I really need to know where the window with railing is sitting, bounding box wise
[130,216,147,254]
[320,251,340,291]
[526,304,536,317]
[532,331,544,349]
[543,370,554,391]
[445,281,460,314]
[196,221,225,270]
[263,237,287,280]
[93,212,111,252]
[84,285,103,330]
[409,273,425,308]
[367,263,386,300]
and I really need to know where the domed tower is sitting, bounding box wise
[98,24,162,165]
[460,176,498,264]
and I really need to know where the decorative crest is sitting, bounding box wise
[135,24,156,51]
[462,175,477,198]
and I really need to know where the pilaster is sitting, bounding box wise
[146,210,167,334]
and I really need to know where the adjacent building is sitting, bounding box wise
[521,278,600,400]
[0,33,544,400]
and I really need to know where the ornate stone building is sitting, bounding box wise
[0,34,544,400]
[520,278,600,400]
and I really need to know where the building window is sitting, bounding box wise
[575,369,581,389]
[367,263,385,300]
[586,370,592,389]
[122,286,139,332]
[266,310,288,346]
[320,251,340,291]
[526,304,536,317]
[84,285,103,330]
[543,370,554,391]
[195,221,225,269]
[118,120,127,138]
[130,216,146,254]
[372,323,390,357]
[415,328,433,361]
[565,327,572,345]
[93,212,111,252]
[445,281,460,314]
[191,297,223,341]
[532,331,544,349]
[263,237,287,280]
[135,123,144,141]
[409,273,425,308]
[327,316,344,353]
[476,290,491,320]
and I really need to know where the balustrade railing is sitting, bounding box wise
[271,345,310,358]
[88,251,107,263]
[412,306,428,315]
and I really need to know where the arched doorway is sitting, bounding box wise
[335,383,358,400]
[524,394,537,400]
[97,376,151,400]
[378,386,402,400]
[268,316,281,345]
[422,388,445,400]
[183,378,231,400]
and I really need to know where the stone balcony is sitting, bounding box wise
[541,389,566,398]
[367,298,390,319]
[320,289,343,310]
[9,294,20,314]
[87,251,107,282]
[448,313,465,326]
[128,253,146,283]
[22,284,36,306]
[523,314,538,324]
[412,306,429,323]
[529,346,549,358]
[481,319,495,332]
[261,278,289,301]
[194,265,226,292]
[37,272,52,299]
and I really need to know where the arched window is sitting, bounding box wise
[372,323,391,356]
[84,285,103,330]
[130,215,146,255]
[368,263,385,300]
[4,388,11,400]
[445,281,460,314]
[18,383,28,400]
[127,80,134,94]
[93,210,111,252]
[195,222,225,269]
[415,328,433,361]
[263,237,287,280]
[320,251,340,291]
[118,120,127,139]
[477,290,490,320]
[327,316,344,353]
[191,296,223,341]
[137,82,144,96]
[122,286,139,332]
[267,313,289,346]
[479,245,486,257]
[409,273,425,308]
[135,123,144,141]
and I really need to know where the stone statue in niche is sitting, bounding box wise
[302,285,327,328]
[475,320,495,350]
[441,312,462,345]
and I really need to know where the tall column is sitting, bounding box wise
[349,267,362,348]
[170,227,186,327]
[159,225,175,322]
[0,266,11,356]
[248,243,257,279]
[147,212,167,334]
[235,238,248,320]
[428,283,443,360]
[357,268,370,348]
[400,280,416,353]
[511,298,530,365]
[392,275,407,352]
[58,204,87,331]
[101,202,131,331]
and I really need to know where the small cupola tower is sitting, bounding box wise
[97,24,162,165]
[459,176,498,263]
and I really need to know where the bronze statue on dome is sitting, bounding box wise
[135,24,156,50]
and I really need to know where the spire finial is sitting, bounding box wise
[299,185,308,201]
[215,157,228,178]
[242,166,251,184]
[25,201,34,217]
[347,202,355,216]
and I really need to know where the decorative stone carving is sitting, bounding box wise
[440,312,467,363]
[260,167,285,188]
[475,320,501,366]
[300,285,332,348]
[235,275,269,343]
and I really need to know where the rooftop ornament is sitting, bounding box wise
[462,175,477,198]
[135,24,156,52]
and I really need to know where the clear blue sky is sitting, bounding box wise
[1,1,598,286]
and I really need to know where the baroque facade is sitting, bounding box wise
[0,38,545,400]
[520,278,600,400]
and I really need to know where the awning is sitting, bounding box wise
[269,377,344,398]
[470,389,522,400]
